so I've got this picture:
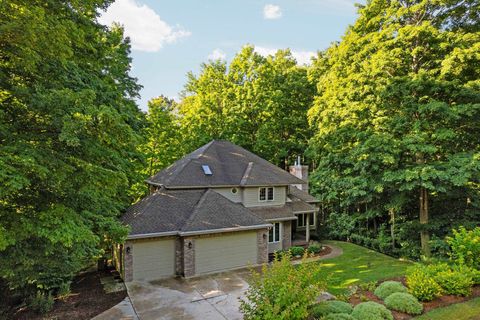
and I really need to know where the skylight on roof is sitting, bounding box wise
[202,165,212,175]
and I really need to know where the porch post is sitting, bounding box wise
[306,214,310,243]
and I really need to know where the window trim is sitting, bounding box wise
[268,222,281,243]
[259,187,275,202]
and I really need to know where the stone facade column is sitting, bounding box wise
[306,215,310,243]
[282,221,292,249]
[175,237,184,276]
[124,240,134,282]
[256,229,268,264]
[183,237,195,277]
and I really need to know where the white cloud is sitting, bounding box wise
[263,4,282,19]
[254,46,316,65]
[98,0,191,52]
[208,49,227,61]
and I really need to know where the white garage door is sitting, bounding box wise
[195,232,257,275]
[132,239,175,281]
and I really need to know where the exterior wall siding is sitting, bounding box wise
[212,187,242,203]
[243,186,286,207]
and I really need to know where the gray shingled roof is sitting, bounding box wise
[146,140,306,188]
[249,206,298,221]
[289,186,320,203]
[122,188,269,238]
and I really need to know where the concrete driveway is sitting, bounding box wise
[126,268,258,320]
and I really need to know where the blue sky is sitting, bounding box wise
[99,0,362,111]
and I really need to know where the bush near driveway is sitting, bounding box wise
[351,301,393,320]
[240,253,324,320]
[374,281,408,300]
[384,292,423,315]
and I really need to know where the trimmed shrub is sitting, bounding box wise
[446,227,480,269]
[384,292,423,315]
[56,281,71,299]
[310,300,353,318]
[434,268,473,296]
[29,291,54,314]
[406,265,443,301]
[324,313,356,320]
[351,302,393,320]
[374,281,408,300]
[290,246,305,256]
[308,244,322,254]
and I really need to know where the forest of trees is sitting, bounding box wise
[1,0,479,305]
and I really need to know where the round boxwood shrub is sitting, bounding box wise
[308,244,322,254]
[374,281,408,300]
[290,246,305,256]
[324,313,356,320]
[311,300,353,318]
[351,302,393,320]
[384,292,423,315]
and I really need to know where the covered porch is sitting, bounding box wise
[291,211,316,247]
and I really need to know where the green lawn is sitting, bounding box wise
[318,240,413,295]
[414,297,480,320]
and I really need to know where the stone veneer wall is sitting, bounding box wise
[282,221,292,249]
[175,237,184,276]
[124,240,133,282]
[256,229,268,264]
[183,237,196,277]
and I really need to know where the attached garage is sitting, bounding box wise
[195,232,258,275]
[132,239,175,281]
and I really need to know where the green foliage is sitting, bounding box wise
[308,0,480,258]
[374,281,408,300]
[358,281,377,292]
[178,45,315,167]
[446,227,480,269]
[28,291,54,314]
[0,0,142,298]
[308,244,322,254]
[406,265,443,301]
[240,253,324,320]
[290,246,305,256]
[384,292,423,315]
[351,302,393,320]
[56,282,71,299]
[323,313,355,320]
[434,268,473,296]
[310,300,353,318]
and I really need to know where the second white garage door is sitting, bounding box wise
[132,239,175,281]
[195,232,258,275]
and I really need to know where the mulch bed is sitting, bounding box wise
[349,278,480,320]
[269,245,333,262]
[12,270,126,320]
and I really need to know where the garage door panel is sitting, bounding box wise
[133,239,175,280]
[195,232,257,274]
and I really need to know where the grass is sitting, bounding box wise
[414,297,480,320]
[317,240,413,295]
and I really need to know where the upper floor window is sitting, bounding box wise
[259,187,274,201]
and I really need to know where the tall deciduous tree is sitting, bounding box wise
[308,0,480,256]
[0,0,144,295]
[179,46,315,167]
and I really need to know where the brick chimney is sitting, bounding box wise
[289,156,308,191]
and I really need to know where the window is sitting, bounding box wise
[297,213,314,227]
[269,222,281,243]
[259,187,274,201]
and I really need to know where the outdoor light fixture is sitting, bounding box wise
[263,233,267,240]
[188,241,192,249]
[126,246,131,254]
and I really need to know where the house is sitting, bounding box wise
[114,140,319,282]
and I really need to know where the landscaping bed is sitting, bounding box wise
[347,279,480,320]
[11,270,126,320]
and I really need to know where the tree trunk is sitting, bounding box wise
[419,187,431,257]
[389,208,395,248]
